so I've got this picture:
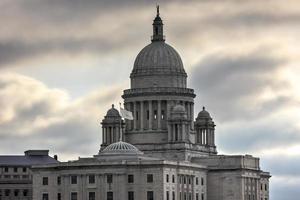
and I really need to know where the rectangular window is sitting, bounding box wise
[196,193,199,200]
[196,177,199,185]
[261,183,263,190]
[107,174,113,183]
[5,189,10,196]
[189,193,192,200]
[147,191,154,200]
[128,174,134,183]
[166,191,169,200]
[42,193,49,200]
[201,193,204,200]
[57,193,61,200]
[14,189,19,196]
[71,175,77,184]
[147,174,153,183]
[107,192,113,200]
[43,177,48,185]
[265,184,268,191]
[172,175,175,183]
[147,110,149,120]
[188,177,191,184]
[89,175,95,184]
[57,176,61,185]
[183,177,186,184]
[89,192,95,200]
[166,174,169,183]
[161,110,165,119]
[136,111,139,120]
[14,167,18,172]
[4,167,9,172]
[172,191,175,200]
[71,192,77,200]
[154,110,157,119]
[22,167,27,172]
[180,192,182,200]
[23,189,28,196]
[128,191,134,200]
[201,177,204,186]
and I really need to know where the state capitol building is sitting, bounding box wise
[25,7,270,200]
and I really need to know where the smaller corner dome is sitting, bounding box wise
[106,104,120,117]
[197,107,211,119]
[172,104,186,113]
[100,141,143,155]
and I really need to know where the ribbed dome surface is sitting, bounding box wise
[132,41,186,75]
[101,141,143,155]
[197,107,211,119]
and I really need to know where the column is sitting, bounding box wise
[157,100,162,130]
[168,124,172,142]
[206,129,209,145]
[104,128,107,144]
[166,101,171,120]
[140,101,144,130]
[199,129,202,144]
[149,100,153,130]
[124,103,129,130]
[116,127,119,142]
[182,123,186,142]
[187,102,191,127]
[133,102,137,130]
[191,103,194,130]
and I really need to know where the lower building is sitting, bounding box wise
[0,150,58,200]
[32,141,207,200]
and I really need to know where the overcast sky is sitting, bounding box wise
[0,0,299,199]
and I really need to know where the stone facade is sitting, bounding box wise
[31,6,270,200]
[0,150,58,200]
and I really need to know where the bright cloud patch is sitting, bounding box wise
[0,73,122,160]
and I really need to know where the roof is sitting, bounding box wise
[0,155,59,166]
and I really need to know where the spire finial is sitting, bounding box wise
[112,104,114,108]
[156,4,160,16]
[203,106,205,110]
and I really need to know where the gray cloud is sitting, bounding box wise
[190,48,291,122]
[217,123,300,153]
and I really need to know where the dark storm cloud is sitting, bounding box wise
[1,0,299,69]
[190,49,291,122]
[0,38,133,67]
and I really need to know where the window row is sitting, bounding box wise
[42,174,155,186]
[261,183,268,191]
[41,191,154,200]
[1,167,27,173]
[0,189,29,197]
[176,175,204,186]
[0,174,29,179]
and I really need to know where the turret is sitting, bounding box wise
[101,105,124,148]
[195,107,216,147]
[168,104,191,142]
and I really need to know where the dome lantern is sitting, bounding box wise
[152,5,165,42]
